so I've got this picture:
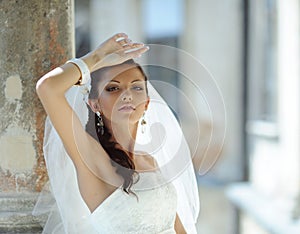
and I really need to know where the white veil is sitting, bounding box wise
[33,73,200,233]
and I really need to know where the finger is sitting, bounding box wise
[118,38,132,46]
[121,42,144,50]
[123,46,150,59]
[113,33,128,42]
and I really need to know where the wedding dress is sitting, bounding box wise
[37,162,177,233]
[90,171,177,233]
[33,80,199,233]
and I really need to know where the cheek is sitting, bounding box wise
[135,107,145,121]
[98,94,118,117]
[138,91,149,105]
[134,91,148,104]
[134,96,148,116]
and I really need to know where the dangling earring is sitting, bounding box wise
[96,111,104,135]
[141,111,147,134]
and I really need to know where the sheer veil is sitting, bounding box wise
[33,71,200,233]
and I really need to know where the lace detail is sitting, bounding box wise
[35,171,178,233]
[90,171,177,234]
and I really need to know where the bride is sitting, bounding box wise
[35,33,199,233]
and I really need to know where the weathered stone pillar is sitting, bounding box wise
[0,0,74,232]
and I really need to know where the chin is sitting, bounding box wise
[110,115,141,125]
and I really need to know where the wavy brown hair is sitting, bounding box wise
[88,59,148,195]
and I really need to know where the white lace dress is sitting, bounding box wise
[37,170,178,234]
[90,171,178,233]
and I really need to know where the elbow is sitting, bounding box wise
[36,76,52,99]
[36,67,68,98]
[36,77,43,95]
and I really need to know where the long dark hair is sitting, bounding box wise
[88,59,148,195]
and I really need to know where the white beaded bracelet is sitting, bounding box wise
[66,58,91,85]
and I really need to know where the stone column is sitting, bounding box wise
[0,0,74,232]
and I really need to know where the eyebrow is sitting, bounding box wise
[131,79,144,83]
[108,80,120,83]
[108,79,144,83]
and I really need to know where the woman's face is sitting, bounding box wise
[95,64,149,126]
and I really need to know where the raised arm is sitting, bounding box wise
[36,33,148,181]
[175,213,187,234]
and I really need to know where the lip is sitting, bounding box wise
[118,105,136,112]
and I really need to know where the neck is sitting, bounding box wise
[106,121,138,155]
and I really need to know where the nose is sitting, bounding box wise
[121,90,132,102]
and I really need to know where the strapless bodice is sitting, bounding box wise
[88,171,178,233]
[35,168,178,234]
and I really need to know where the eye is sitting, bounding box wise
[106,86,119,92]
[132,86,144,91]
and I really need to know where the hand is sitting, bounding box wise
[82,33,149,72]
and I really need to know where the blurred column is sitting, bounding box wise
[277,0,300,219]
[0,0,74,232]
[89,0,143,49]
[180,0,244,181]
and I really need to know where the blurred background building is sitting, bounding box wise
[0,0,299,233]
[74,0,299,233]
